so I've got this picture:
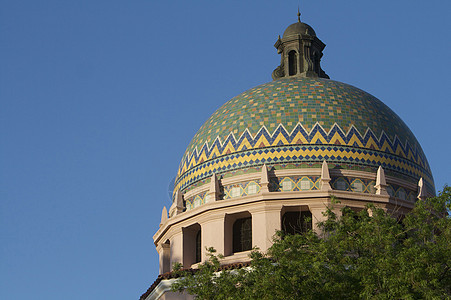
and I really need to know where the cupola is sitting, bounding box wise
[272,11,329,80]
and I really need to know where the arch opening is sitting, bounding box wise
[281,207,312,235]
[182,223,202,267]
[288,50,297,76]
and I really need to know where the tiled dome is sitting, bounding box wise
[175,77,434,196]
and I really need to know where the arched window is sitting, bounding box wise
[233,217,252,253]
[288,50,297,76]
[182,223,201,267]
[195,229,201,263]
[282,211,312,235]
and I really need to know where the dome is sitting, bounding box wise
[149,15,437,299]
[175,77,434,195]
[283,21,316,38]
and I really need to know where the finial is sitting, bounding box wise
[175,189,184,215]
[375,166,389,196]
[159,206,168,227]
[417,177,427,200]
[320,160,332,191]
[297,6,301,22]
[260,164,270,193]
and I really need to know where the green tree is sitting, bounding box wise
[172,187,451,299]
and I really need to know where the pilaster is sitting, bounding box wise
[250,205,281,252]
[200,216,225,261]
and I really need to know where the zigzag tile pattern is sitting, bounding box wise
[175,77,434,194]
[174,145,433,194]
[177,123,429,176]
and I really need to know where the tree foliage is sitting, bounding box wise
[172,187,451,299]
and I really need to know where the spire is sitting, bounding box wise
[297,6,301,22]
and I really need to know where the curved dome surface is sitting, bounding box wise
[175,77,434,195]
[283,21,316,37]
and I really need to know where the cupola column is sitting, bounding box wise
[297,42,302,75]
[284,48,290,76]
[302,40,315,77]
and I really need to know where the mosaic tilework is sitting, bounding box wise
[271,176,320,192]
[185,191,207,211]
[221,166,261,179]
[177,77,431,174]
[174,77,434,196]
[183,177,210,194]
[178,163,434,201]
[331,177,376,194]
[177,122,430,179]
[174,145,433,195]
[183,77,421,157]
[332,176,416,201]
[183,175,416,210]
[223,180,261,200]
[388,184,417,202]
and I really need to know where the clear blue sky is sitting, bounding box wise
[1,1,450,299]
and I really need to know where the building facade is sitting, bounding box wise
[140,13,435,300]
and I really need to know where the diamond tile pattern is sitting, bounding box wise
[175,77,434,194]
